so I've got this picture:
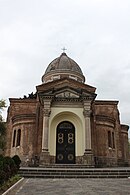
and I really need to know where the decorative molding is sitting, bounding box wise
[82,95,96,101]
[52,75,60,80]
[54,97,82,102]
[56,91,79,98]
[39,95,53,109]
[43,109,51,117]
[41,96,53,100]
[121,124,129,131]
[95,115,115,128]
[96,115,115,124]
[83,110,92,117]
[69,75,77,81]
[121,130,128,135]
[39,88,96,106]
[12,121,35,127]
[12,114,36,123]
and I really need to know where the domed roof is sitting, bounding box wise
[42,52,85,83]
[45,52,83,75]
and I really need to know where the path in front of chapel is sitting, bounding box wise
[13,178,130,195]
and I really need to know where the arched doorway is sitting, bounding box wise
[56,121,75,164]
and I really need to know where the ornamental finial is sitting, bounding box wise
[61,47,67,53]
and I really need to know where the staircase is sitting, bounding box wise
[19,165,130,178]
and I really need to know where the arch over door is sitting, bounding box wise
[56,121,75,164]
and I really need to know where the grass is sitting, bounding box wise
[0,175,21,195]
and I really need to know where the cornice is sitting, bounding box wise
[36,78,96,93]
[39,94,96,104]
[12,114,36,123]
[95,115,115,126]
[95,100,119,105]
[9,98,36,103]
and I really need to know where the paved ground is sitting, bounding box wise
[15,178,130,195]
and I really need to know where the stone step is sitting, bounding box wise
[18,174,129,179]
[19,167,130,178]
[39,164,94,168]
[19,171,130,175]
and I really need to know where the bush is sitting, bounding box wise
[0,175,21,194]
[0,170,5,185]
[0,155,4,160]
[12,155,21,169]
[3,157,17,180]
[0,122,6,150]
[0,155,21,186]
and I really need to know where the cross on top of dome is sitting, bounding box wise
[62,47,67,53]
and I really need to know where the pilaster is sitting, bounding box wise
[41,99,51,164]
[83,100,94,166]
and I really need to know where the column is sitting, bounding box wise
[83,109,92,153]
[83,101,94,166]
[40,100,51,164]
[42,108,51,152]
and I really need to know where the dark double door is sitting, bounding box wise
[56,121,75,164]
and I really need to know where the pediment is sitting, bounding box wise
[38,87,81,97]
[37,78,96,92]
[37,78,97,100]
[38,86,96,101]
[55,89,80,98]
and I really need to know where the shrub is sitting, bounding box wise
[0,155,4,184]
[3,157,17,180]
[0,170,5,185]
[0,154,4,160]
[0,155,21,186]
[12,155,21,169]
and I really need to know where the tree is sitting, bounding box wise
[0,99,6,121]
[0,99,6,109]
[0,99,6,151]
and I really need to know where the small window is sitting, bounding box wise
[108,131,112,148]
[12,130,16,147]
[16,129,21,147]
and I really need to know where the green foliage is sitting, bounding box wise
[0,121,6,150]
[0,170,5,185]
[0,154,4,161]
[0,122,6,135]
[0,175,21,194]
[3,157,17,179]
[0,100,6,150]
[0,99,6,149]
[0,99,6,110]
[0,99,6,122]
[12,155,21,169]
[0,155,21,185]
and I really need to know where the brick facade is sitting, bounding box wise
[5,53,129,167]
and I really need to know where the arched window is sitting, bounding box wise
[12,130,16,147]
[16,129,21,147]
[108,131,115,149]
[112,132,115,148]
[108,131,112,148]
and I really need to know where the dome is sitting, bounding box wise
[42,52,85,83]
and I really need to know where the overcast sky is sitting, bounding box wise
[0,0,130,134]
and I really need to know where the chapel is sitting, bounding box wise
[5,52,129,167]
